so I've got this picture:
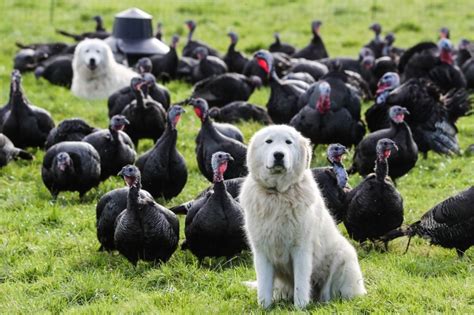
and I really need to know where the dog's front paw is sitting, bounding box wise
[294,296,310,309]
[258,297,273,309]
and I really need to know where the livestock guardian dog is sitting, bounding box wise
[71,38,137,100]
[240,125,366,309]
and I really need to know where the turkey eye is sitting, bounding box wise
[285,140,292,144]
[265,139,273,144]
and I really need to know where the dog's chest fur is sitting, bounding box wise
[242,175,317,266]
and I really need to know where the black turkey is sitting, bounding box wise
[183,152,247,260]
[114,165,179,265]
[344,139,404,247]
[382,32,405,63]
[96,187,153,251]
[287,58,329,81]
[141,72,171,110]
[385,78,470,156]
[189,47,228,83]
[149,35,179,82]
[352,106,418,181]
[1,70,19,127]
[209,101,273,125]
[0,133,34,167]
[365,72,401,132]
[190,73,261,108]
[1,70,55,148]
[311,144,350,223]
[34,54,73,88]
[155,22,163,40]
[223,32,248,74]
[243,51,292,85]
[293,20,328,60]
[182,20,220,58]
[290,80,365,148]
[45,118,98,149]
[170,177,244,215]
[400,39,466,93]
[383,186,474,257]
[82,115,136,181]
[254,50,309,124]
[364,23,384,58]
[136,106,188,200]
[13,41,71,72]
[56,15,110,41]
[41,141,101,199]
[120,77,167,146]
[191,97,244,142]
[108,68,170,118]
[269,32,296,55]
[191,98,248,182]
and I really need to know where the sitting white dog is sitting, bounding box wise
[240,125,366,309]
[71,38,137,100]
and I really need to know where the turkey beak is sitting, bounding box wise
[392,143,399,152]
[228,155,234,162]
[123,118,130,125]
[403,108,410,115]
[117,169,124,177]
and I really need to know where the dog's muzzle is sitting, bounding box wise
[88,58,97,70]
[267,151,286,173]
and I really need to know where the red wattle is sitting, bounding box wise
[257,58,270,74]
[440,51,453,65]
[218,162,228,176]
[376,83,389,94]
[173,115,181,127]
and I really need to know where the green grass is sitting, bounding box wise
[1,0,474,313]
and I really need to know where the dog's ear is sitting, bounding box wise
[300,135,312,169]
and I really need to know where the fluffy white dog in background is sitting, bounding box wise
[240,125,366,309]
[71,38,137,100]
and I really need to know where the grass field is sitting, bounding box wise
[0,0,473,313]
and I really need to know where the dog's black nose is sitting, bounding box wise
[273,152,284,161]
[89,58,96,66]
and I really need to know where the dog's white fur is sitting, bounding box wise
[240,125,366,309]
[71,38,137,100]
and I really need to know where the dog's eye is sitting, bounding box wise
[85,49,90,53]
[96,50,100,53]
[265,139,273,144]
[286,140,292,144]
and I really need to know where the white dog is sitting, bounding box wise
[71,38,137,100]
[240,125,366,309]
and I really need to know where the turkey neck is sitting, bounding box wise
[109,127,120,142]
[127,179,142,213]
[187,27,194,42]
[227,42,236,54]
[201,116,223,139]
[375,156,388,181]
[311,32,322,45]
[133,89,146,109]
[154,122,177,154]
[11,88,30,114]
[331,161,348,188]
